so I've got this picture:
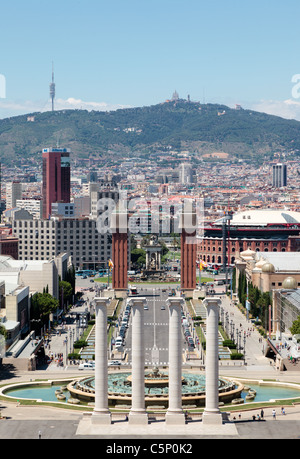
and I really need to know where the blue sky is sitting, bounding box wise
[1,0,300,119]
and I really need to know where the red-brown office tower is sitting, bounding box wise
[181,209,197,291]
[42,148,71,219]
[111,211,128,291]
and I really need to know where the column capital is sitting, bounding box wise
[203,297,222,309]
[94,297,111,307]
[127,297,147,308]
[166,297,184,308]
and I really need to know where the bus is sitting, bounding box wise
[129,286,138,295]
[75,269,94,277]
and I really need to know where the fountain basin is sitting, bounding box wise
[67,369,243,407]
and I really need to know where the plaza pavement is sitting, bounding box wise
[1,290,300,439]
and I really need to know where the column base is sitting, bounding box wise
[91,410,112,425]
[165,410,186,425]
[202,410,223,425]
[128,411,148,425]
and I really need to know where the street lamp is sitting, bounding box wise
[64,336,68,366]
[225,312,229,336]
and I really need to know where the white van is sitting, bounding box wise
[78,362,95,370]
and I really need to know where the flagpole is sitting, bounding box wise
[199,262,201,287]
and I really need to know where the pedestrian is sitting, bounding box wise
[281,407,285,415]
[260,409,264,420]
[272,409,276,419]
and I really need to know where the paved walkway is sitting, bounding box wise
[220,294,271,368]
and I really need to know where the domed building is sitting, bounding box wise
[234,251,300,334]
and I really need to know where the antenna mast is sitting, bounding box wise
[49,62,56,111]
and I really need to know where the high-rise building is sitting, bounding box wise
[42,148,71,219]
[272,163,287,188]
[6,181,22,209]
[179,163,193,184]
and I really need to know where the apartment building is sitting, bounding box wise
[16,199,42,219]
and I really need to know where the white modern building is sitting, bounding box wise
[0,254,67,299]
[6,182,22,209]
[16,199,42,219]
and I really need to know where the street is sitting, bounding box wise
[122,287,189,366]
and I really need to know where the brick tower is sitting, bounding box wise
[180,209,197,291]
[111,211,128,292]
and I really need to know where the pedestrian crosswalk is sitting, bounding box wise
[144,322,168,326]
[125,347,169,352]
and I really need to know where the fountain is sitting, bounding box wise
[67,369,243,408]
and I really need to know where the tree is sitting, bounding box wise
[231,267,236,293]
[131,248,146,267]
[290,316,300,335]
[30,292,59,332]
[65,265,75,296]
[0,324,7,339]
[59,280,73,306]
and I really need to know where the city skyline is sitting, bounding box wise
[1,1,300,120]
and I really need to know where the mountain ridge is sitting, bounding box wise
[1,100,300,165]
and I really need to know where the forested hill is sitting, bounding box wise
[1,100,300,165]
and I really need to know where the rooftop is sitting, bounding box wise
[255,252,300,272]
[215,209,300,227]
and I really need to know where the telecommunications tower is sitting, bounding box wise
[49,63,55,111]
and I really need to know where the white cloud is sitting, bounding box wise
[55,97,131,112]
[249,99,300,121]
[0,97,131,119]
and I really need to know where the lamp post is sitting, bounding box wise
[64,336,68,366]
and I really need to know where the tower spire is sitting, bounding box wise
[49,62,56,111]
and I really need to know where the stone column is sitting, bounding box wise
[166,298,186,425]
[202,297,223,425]
[128,297,148,425]
[92,297,111,424]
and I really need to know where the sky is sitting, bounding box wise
[1,0,300,120]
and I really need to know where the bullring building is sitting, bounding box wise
[197,210,300,267]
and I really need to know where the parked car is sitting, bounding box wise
[115,338,124,348]
[108,360,122,366]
